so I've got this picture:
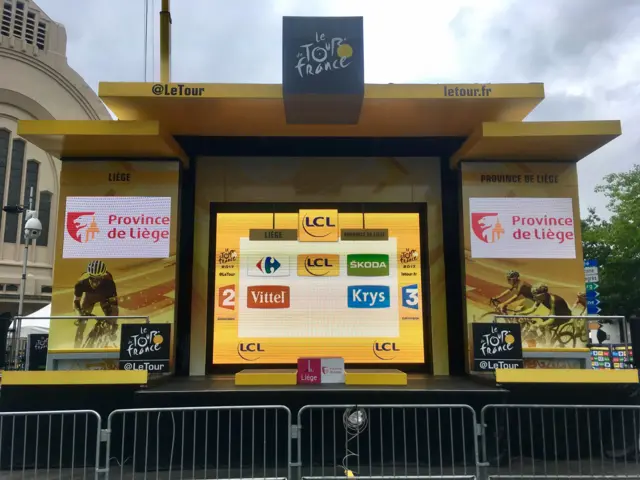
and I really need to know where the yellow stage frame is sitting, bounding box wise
[14,79,626,385]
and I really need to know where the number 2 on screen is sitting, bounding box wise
[218,285,236,310]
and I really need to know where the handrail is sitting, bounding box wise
[494,314,630,364]
[11,315,151,323]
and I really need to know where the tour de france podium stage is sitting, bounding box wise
[3,14,638,417]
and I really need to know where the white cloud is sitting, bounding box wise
[35,0,639,216]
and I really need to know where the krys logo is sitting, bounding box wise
[347,254,390,276]
[348,285,390,309]
[298,254,339,277]
[295,32,353,79]
[373,341,400,361]
[66,212,100,243]
[471,213,504,244]
[299,209,339,242]
[237,342,264,362]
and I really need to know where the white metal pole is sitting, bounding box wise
[14,187,34,368]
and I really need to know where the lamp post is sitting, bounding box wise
[3,187,42,369]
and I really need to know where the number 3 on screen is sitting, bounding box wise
[218,285,236,310]
[401,285,419,310]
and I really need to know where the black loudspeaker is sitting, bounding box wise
[0,312,11,369]
[629,314,640,368]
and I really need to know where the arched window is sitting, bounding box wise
[20,160,40,244]
[0,129,11,228]
[4,138,26,243]
[36,190,52,247]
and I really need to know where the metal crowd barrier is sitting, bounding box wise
[480,404,640,479]
[2,404,640,479]
[0,410,102,479]
[104,405,292,479]
[296,404,480,480]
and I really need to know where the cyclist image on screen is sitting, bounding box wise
[519,283,572,325]
[73,260,120,348]
[490,270,534,313]
[573,292,587,316]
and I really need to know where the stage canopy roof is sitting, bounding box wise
[17,82,621,167]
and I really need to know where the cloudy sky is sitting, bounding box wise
[37,0,640,216]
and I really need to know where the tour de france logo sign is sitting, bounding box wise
[472,323,524,371]
[294,32,353,79]
[118,323,171,373]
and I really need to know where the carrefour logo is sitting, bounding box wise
[257,256,280,274]
[347,254,389,276]
[347,285,390,308]
[247,256,289,277]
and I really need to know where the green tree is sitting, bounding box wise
[582,164,640,317]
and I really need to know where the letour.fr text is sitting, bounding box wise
[443,85,492,97]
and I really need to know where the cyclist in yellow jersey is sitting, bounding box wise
[73,260,119,348]
[519,283,572,326]
[491,270,535,313]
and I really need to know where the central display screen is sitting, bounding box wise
[211,210,426,364]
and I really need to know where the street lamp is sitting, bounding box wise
[3,187,42,369]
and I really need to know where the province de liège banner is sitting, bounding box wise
[212,210,425,364]
[462,162,588,351]
[49,161,179,352]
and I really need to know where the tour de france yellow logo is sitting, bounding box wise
[125,328,164,358]
[294,32,353,78]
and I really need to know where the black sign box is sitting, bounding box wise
[119,323,171,373]
[27,333,48,371]
[472,323,524,371]
[282,16,364,124]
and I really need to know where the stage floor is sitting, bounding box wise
[141,373,506,394]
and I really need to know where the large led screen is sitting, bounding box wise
[212,210,426,364]
[469,197,576,259]
[63,196,172,258]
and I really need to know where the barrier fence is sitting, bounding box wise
[0,409,102,479]
[296,404,479,480]
[0,404,639,479]
[480,404,640,479]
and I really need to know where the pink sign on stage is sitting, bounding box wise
[297,357,345,384]
[297,358,321,384]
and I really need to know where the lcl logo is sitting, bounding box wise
[298,254,339,277]
[237,342,264,361]
[299,209,339,242]
[373,341,400,361]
